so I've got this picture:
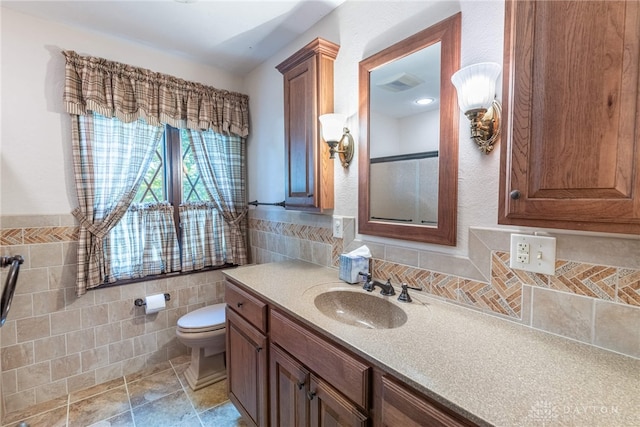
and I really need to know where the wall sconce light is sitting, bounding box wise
[318,113,354,168]
[451,62,502,154]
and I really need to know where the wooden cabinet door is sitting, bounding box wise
[309,375,368,427]
[499,0,640,234]
[277,38,339,213]
[226,307,268,427]
[270,343,310,427]
[283,57,319,209]
[380,376,476,427]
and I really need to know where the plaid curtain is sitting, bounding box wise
[71,113,163,296]
[186,129,248,266]
[104,202,181,281]
[62,50,249,138]
[180,202,226,272]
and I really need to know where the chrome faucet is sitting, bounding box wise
[359,272,395,296]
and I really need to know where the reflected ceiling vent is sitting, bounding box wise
[376,72,423,92]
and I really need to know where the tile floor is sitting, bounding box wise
[1,355,247,427]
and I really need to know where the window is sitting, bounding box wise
[65,50,249,296]
[72,113,247,291]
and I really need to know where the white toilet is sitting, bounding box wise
[175,303,227,391]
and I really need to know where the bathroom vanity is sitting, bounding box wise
[223,261,640,426]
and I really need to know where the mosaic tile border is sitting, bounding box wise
[0,226,79,246]
[248,218,640,319]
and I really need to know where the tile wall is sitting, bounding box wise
[0,214,226,415]
[2,209,637,415]
[248,208,640,359]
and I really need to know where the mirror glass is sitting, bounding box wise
[358,13,460,245]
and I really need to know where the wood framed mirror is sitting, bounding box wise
[358,13,460,245]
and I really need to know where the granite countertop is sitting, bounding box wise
[223,260,640,426]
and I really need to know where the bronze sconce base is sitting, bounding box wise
[465,100,502,154]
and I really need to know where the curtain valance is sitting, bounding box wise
[62,50,250,137]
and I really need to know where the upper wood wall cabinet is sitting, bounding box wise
[277,38,340,213]
[499,0,640,234]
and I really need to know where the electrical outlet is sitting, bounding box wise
[333,216,344,238]
[509,233,556,275]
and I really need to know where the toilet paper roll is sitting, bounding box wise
[144,293,166,314]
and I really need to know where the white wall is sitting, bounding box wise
[0,7,243,217]
[246,0,503,256]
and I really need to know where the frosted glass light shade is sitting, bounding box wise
[319,114,346,142]
[451,62,501,112]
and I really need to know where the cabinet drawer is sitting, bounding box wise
[381,375,476,427]
[270,309,370,409]
[225,280,267,333]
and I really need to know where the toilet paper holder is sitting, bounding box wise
[134,293,171,307]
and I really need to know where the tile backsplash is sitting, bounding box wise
[247,208,640,360]
[0,214,225,415]
[1,210,638,416]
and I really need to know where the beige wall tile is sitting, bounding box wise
[133,334,157,357]
[81,346,109,372]
[108,339,134,364]
[1,320,17,346]
[385,245,419,268]
[29,243,63,268]
[94,286,122,304]
[6,294,34,321]
[81,303,109,328]
[120,282,146,301]
[32,289,66,314]
[122,355,148,376]
[95,361,123,384]
[4,389,36,414]
[121,316,146,339]
[95,323,122,347]
[66,371,96,393]
[155,328,177,350]
[178,287,198,306]
[35,379,68,404]
[1,244,30,268]
[17,361,51,390]
[61,241,78,266]
[594,301,640,358]
[531,288,594,343]
[49,264,78,290]
[2,369,17,394]
[311,242,330,267]
[144,311,168,334]
[16,315,50,342]
[64,287,96,310]
[34,335,66,363]
[50,309,81,335]
[108,300,136,323]
[2,342,34,370]
[66,328,95,354]
[51,354,81,381]
[15,268,49,294]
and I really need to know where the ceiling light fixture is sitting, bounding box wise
[415,97,435,106]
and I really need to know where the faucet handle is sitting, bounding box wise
[358,272,374,291]
[397,283,421,303]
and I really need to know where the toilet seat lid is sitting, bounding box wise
[177,303,226,330]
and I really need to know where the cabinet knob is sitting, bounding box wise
[510,190,521,200]
[297,381,305,390]
[256,346,262,352]
[307,391,316,400]
[307,194,313,198]
[236,302,243,308]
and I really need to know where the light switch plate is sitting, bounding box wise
[333,216,344,238]
[509,233,557,275]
